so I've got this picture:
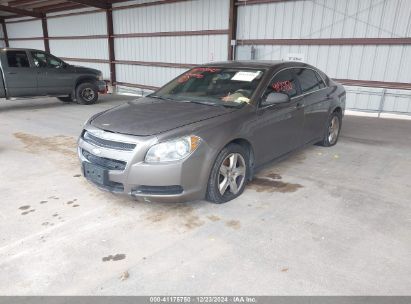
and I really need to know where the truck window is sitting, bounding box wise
[7,51,30,68]
[31,51,64,68]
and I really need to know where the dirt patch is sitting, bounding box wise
[289,151,306,163]
[248,175,303,193]
[184,215,204,229]
[18,205,30,210]
[144,203,205,231]
[102,254,126,262]
[119,271,130,281]
[39,200,48,204]
[341,136,387,146]
[14,133,77,164]
[266,173,282,180]
[207,215,221,222]
[225,220,241,230]
[21,209,35,215]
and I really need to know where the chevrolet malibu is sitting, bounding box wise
[78,61,345,203]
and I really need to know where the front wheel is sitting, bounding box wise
[76,82,98,105]
[319,111,342,147]
[206,143,249,204]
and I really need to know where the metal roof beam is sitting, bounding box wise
[0,4,43,18]
[67,0,110,9]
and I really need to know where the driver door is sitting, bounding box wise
[253,69,304,165]
[30,51,73,95]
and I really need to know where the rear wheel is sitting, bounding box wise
[57,96,73,103]
[206,143,249,204]
[76,82,98,105]
[319,111,342,147]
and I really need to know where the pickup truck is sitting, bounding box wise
[0,48,107,105]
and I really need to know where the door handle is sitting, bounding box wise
[7,72,17,75]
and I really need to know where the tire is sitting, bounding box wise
[57,96,73,103]
[319,110,342,147]
[206,143,249,204]
[75,82,98,105]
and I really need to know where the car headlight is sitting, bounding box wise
[145,135,201,163]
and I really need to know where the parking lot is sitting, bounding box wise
[1,95,410,295]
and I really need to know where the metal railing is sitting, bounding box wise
[345,87,411,117]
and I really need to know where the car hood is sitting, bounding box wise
[90,97,237,136]
[69,65,100,75]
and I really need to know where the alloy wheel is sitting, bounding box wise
[81,88,95,101]
[218,153,246,195]
[328,116,340,145]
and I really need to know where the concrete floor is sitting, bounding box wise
[0,95,410,295]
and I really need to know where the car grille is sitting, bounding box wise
[82,149,127,171]
[82,131,136,151]
[133,185,184,195]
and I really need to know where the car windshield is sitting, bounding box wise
[150,67,265,107]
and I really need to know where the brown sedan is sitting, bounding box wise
[78,61,345,203]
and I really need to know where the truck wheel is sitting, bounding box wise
[57,96,73,103]
[206,143,249,204]
[76,82,98,105]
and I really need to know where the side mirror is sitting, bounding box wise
[263,92,290,106]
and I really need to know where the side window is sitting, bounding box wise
[315,71,326,89]
[294,68,326,94]
[6,51,30,68]
[47,54,64,68]
[31,51,48,68]
[264,69,298,100]
[31,51,63,68]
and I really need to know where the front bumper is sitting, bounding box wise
[96,80,107,93]
[77,126,213,203]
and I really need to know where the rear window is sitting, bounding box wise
[6,51,30,68]
[294,68,326,94]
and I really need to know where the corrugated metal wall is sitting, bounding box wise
[1,0,409,114]
[0,25,4,48]
[236,0,411,114]
[47,8,111,79]
[113,0,230,93]
[6,18,44,50]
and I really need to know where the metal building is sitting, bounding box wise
[0,0,410,115]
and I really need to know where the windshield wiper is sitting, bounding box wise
[180,100,245,108]
[179,100,221,107]
[220,103,243,108]
[150,95,241,108]
[149,95,175,101]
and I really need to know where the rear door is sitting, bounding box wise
[30,50,73,95]
[293,68,330,143]
[2,50,38,97]
[253,69,304,165]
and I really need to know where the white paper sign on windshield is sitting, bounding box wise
[231,71,260,82]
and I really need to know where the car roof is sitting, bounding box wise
[200,60,314,69]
